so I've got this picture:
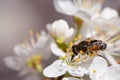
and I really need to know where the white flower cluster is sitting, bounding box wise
[4,0,120,80]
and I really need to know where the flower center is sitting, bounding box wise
[27,55,43,72]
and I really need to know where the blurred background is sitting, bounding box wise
[0,0,120,80]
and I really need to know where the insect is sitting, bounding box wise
[71,38,107,56]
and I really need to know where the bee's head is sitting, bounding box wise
[90,40,107,51]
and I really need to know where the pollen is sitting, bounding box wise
[94,26,99,31]
[74,37,78,42]
[70,52,74,55]
[90,53,96,57]
[63,55,67,60]
[75,58,80,62]
[77,35,82,39]
[69,42,73,47]
[79,50,83,54]
[93,69,96,73]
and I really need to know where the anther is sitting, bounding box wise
[74,37,78,42]
[69,42,73,47]
[93,69,96,73]
[79,50,83,54]
[77,35,82,39]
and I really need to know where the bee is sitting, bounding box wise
[71,38,107,56]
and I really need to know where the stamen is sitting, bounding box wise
[70,52,74,56]
[36,32,41,40]
[93,69,96,73]
[79,50,83,55]
[66,48,69,52]
[77,35,82,39]
[75,58,81,63]
[74,37,78,42]
[62,55,67,60]
[24,39,32,49]
[69,42,73,47]
[90,53,96,57]
[29,29,34,36]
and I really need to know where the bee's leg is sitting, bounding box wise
[71,55,75,60]
[72,45,78,55]
[71,45,78,60]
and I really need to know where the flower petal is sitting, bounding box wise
[76,10,91,22]
[54,0,76,15]
[43,60,67,77]
[35,31,49,48]
[104,52,118,65]
[50,43,66,57]
[62,77,80,80]
[80,22,93,39]
[53,19,69,38]
[101,7,119,19]
[14,45,29,57]
[67,66,87,77]
[4,57,24,70]
[104,65,120,80]
[65,28,74,39]
[89,57,108,80]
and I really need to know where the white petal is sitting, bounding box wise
[101,7,119,19]
[67,66,87,77]
[53,19,69,38]
[89,57,108,80]
[50,43,66,57]
[35,32,48,48]
[104,65,120,80]
[109,49,120,56]
[54,0,76,15]
[104,52,118,65]
[65,28,74,39]
[76,10,91,22]
[4,57,24,70]
[43,60,67,77]
[62,77,80,80]
[14,45,29,57]
[80,22,93,39]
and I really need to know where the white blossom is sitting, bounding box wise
[47,19,74,43]
[54,0,102,21]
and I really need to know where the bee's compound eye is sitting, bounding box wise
[101,43,107,50]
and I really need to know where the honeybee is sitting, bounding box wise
[71,38,107,56]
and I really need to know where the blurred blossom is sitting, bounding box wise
[54,0,103,21]
[4,31,52,80]
[100,7,119,19]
